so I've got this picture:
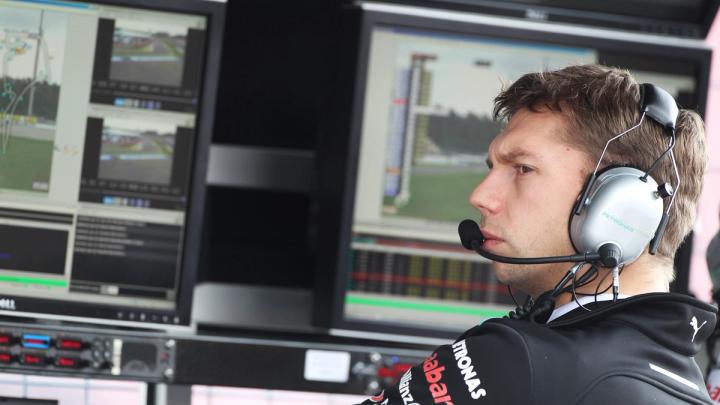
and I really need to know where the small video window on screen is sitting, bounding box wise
[346,26,599,332]
[99,117,176,185]
[0,7,67,193]
[89,10,206,114]
[109,20,188,88]
[79,111,195,211]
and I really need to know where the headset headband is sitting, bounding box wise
[639,83,679,136]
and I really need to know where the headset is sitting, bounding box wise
[458,83,681,321]
[569,83,680,266]
[460,83,680,267]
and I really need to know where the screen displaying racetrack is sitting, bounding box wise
[0,0,207,325]
[343,24,701,333]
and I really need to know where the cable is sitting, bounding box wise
[612,264,624,302]
[641,134,675,181]
[572,268,592,311]
[560,264,598,295]
[594,267,611,302]
[505,261,623,322]
[505,289,534,320]
[593,265,625,301]
[508,285,520,308]
[552,264,598,301]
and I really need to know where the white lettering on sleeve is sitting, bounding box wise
[452,340,487,399]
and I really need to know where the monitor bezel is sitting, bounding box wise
[0,0,225,330]
[320,5,712,340]
[369,0,720,39]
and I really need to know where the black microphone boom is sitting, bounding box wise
[458,219,601,265]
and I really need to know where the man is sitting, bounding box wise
[358,65,716,404]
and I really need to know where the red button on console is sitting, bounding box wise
[22,354,44,365]
[57,339,84,351]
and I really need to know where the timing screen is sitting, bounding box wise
[0,0,207,317]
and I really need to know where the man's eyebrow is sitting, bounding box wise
[486,148,537,168]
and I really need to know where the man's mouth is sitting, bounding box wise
[479,229,504,249]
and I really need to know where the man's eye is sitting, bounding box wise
[516,165,533,174]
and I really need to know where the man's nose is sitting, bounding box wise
[468,172,503,216]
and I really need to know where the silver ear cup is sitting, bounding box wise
[570,167,664,265]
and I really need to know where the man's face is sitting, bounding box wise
[468,109,591,295]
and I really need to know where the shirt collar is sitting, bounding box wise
[547,293,631,323]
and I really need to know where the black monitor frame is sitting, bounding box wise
[315,5,712,340]
[0,0,225,329]
[375,0,720,39]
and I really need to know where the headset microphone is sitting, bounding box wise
[458,219,621,267]
[459,219,623,323]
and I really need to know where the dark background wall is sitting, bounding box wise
[199,1,349,289]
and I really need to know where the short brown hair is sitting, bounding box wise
[493,64,707,267]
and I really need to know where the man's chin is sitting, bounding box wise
[493,262,542,293]
[493,260,569,297]
[494,263,521,284]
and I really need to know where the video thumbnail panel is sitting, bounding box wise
[79,114,194,211]
[90,13,207,114]
[109,19,189,88]
[0,7,68,193]
[98,117,177,185]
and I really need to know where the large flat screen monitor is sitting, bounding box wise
[0,0,224,328]
[324,4,711,340]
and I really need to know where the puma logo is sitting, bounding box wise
[690,316,707,342]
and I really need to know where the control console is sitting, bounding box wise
[0,322,176,382]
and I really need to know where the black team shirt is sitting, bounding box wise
[357,293,717,404]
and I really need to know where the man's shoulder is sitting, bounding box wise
[453,317,537,357]
[357,320,567,405]
[355,321,538,405]
[457,316,559,347]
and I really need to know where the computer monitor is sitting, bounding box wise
[322,5,710,340]
[0,0,224,328]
